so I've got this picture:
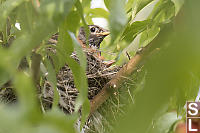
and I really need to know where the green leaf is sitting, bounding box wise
[125,0,134,12]
[114,1,200,131]
[80,98,90,129]
[139,25,160,47]
[9,25,55,64]
[57,16,89,128]
[56,18,74,72]
[43,109,77,133]
[89,8,109,19]
[75,0,89,45]
[82,0,91,8]
[121,20,152,44]
[9,0,75,66]
[109,0,127,44]
[16,2,36,32]
[138,0,174,48]
[131,0,154,19]
[0,68,10,87]
[148,0,175,24]
[104,0,110,10]
[69,32,87,69]
[13,72,40,112]
[0,0,25,30]
[149,112,179,133]
[66,10,80,33]
[68,32,90,128]
[39,0,76,25]
[171,0,184,15]
[44,59,59,109]
[0,48,15,86]
[0,103,77,133]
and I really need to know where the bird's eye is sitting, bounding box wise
[90,27,96,32]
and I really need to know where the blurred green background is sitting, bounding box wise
[0,0,200,133]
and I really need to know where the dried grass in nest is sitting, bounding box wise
[85,66,145,133]
[0,50,120,112]
[0,88,17,104]
[41,50,121,114]
[0,43,121,132]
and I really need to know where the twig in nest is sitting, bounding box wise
[126,51,131,60]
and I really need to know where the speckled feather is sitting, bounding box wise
[78,25,109,49]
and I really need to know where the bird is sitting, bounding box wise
[77,25,110,50]
[78,25,114,64]
[77,25,116,66]
[48,25,109,54]
[79,25,117,67]
[48,25,114,66]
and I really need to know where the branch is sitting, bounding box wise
[90,23,173,115]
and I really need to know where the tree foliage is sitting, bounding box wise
[0,0,200,133]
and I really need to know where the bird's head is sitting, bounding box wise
[78,25,110,49]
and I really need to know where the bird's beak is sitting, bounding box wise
[97,31,110,36]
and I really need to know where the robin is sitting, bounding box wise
[77,25,115,66]
[78,25,110,50]
[48,25,115,66]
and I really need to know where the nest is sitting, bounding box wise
[41,50,120,114]
[0,34,122,133]
[0,48,120,116]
